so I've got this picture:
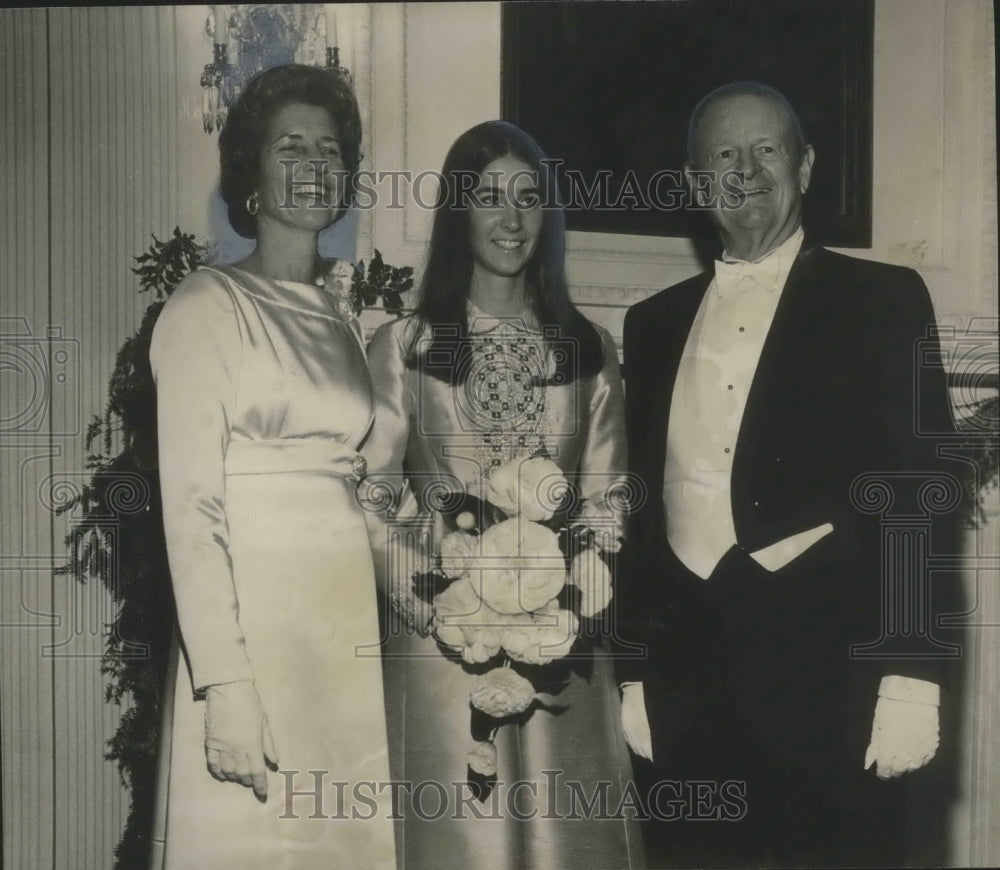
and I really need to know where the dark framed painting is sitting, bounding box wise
[502,0,874,246]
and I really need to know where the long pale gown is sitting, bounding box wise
[149,264,395,870]
[363,305,644,870]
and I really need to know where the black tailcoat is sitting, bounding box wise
[618,246,962,866]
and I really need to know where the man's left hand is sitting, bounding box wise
[864,696,939,779]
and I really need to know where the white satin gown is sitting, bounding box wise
[363,307,644,870]
[149,264,395,870]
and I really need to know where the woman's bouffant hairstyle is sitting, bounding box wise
[408,120,604,384]
[218,64,362,238]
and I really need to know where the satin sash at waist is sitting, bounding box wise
[224,437,367,481]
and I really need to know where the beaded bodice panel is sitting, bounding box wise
[363,307,626,511]
[458,319,553,475]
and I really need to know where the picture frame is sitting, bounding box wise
[502,0,874,246]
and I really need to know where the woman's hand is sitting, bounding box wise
[204,680,279,800]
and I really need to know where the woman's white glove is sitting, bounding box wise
[389,573,435,637]
[204,680,279,800]
[620,682,653,761]
[387,541,435,637]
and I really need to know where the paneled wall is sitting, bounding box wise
[1,12,57,868]
[1,7,208,869]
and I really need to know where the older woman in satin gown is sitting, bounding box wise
[363,121,643,870]
[149,65,394,870]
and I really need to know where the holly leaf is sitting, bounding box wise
[384,291,404,315]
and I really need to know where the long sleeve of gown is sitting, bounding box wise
[362,321,413,494]
[361,321,419,590]
[577,327,628,508]
[150,272,254,692]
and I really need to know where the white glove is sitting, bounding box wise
[385,536,435,637]
[864,695,939,779]
[389,571,435,637]
[620,682,653,761]
[205,680,279,800]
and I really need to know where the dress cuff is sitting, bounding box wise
[188,643,255,695]
[878,675,940,706]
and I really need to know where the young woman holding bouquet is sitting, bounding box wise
[363,121,642,869]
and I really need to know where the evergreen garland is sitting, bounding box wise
[955,394,1000,526]
[58,228,205,869]
[57,228,413,869]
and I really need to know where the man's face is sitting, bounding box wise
[686,93,814,260]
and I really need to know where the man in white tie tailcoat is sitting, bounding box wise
[617,81,961,868]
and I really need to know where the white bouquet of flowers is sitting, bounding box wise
[409,454,622,791]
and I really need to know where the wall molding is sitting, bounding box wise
[568,283,657,308]
[352,3,375,261]
[369,1,997,328]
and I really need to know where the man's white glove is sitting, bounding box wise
[620,682,653,761]
[864,695,939,779]
[205,680,279,800]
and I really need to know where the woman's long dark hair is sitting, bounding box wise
[408,121,604,384]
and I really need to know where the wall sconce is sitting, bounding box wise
[201,4,350,134]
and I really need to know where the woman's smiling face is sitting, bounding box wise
[256,102,346,233]
[467,154,543,283]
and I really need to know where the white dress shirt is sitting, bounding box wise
[658,226,938,708]
[664,227,819,580]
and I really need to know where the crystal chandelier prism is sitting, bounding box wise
[201,4,351,135]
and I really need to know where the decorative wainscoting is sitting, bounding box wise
[0,7,208,869]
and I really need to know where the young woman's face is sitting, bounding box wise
[255,102,346,233]
[467,155,543,282]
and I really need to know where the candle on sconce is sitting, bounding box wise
[229,10,239,64]
[328,9,338,48]
[326,4,349,72]
[212,6,224,43]
[316,11,327,60]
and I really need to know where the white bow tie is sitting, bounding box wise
[714,254,783,298]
